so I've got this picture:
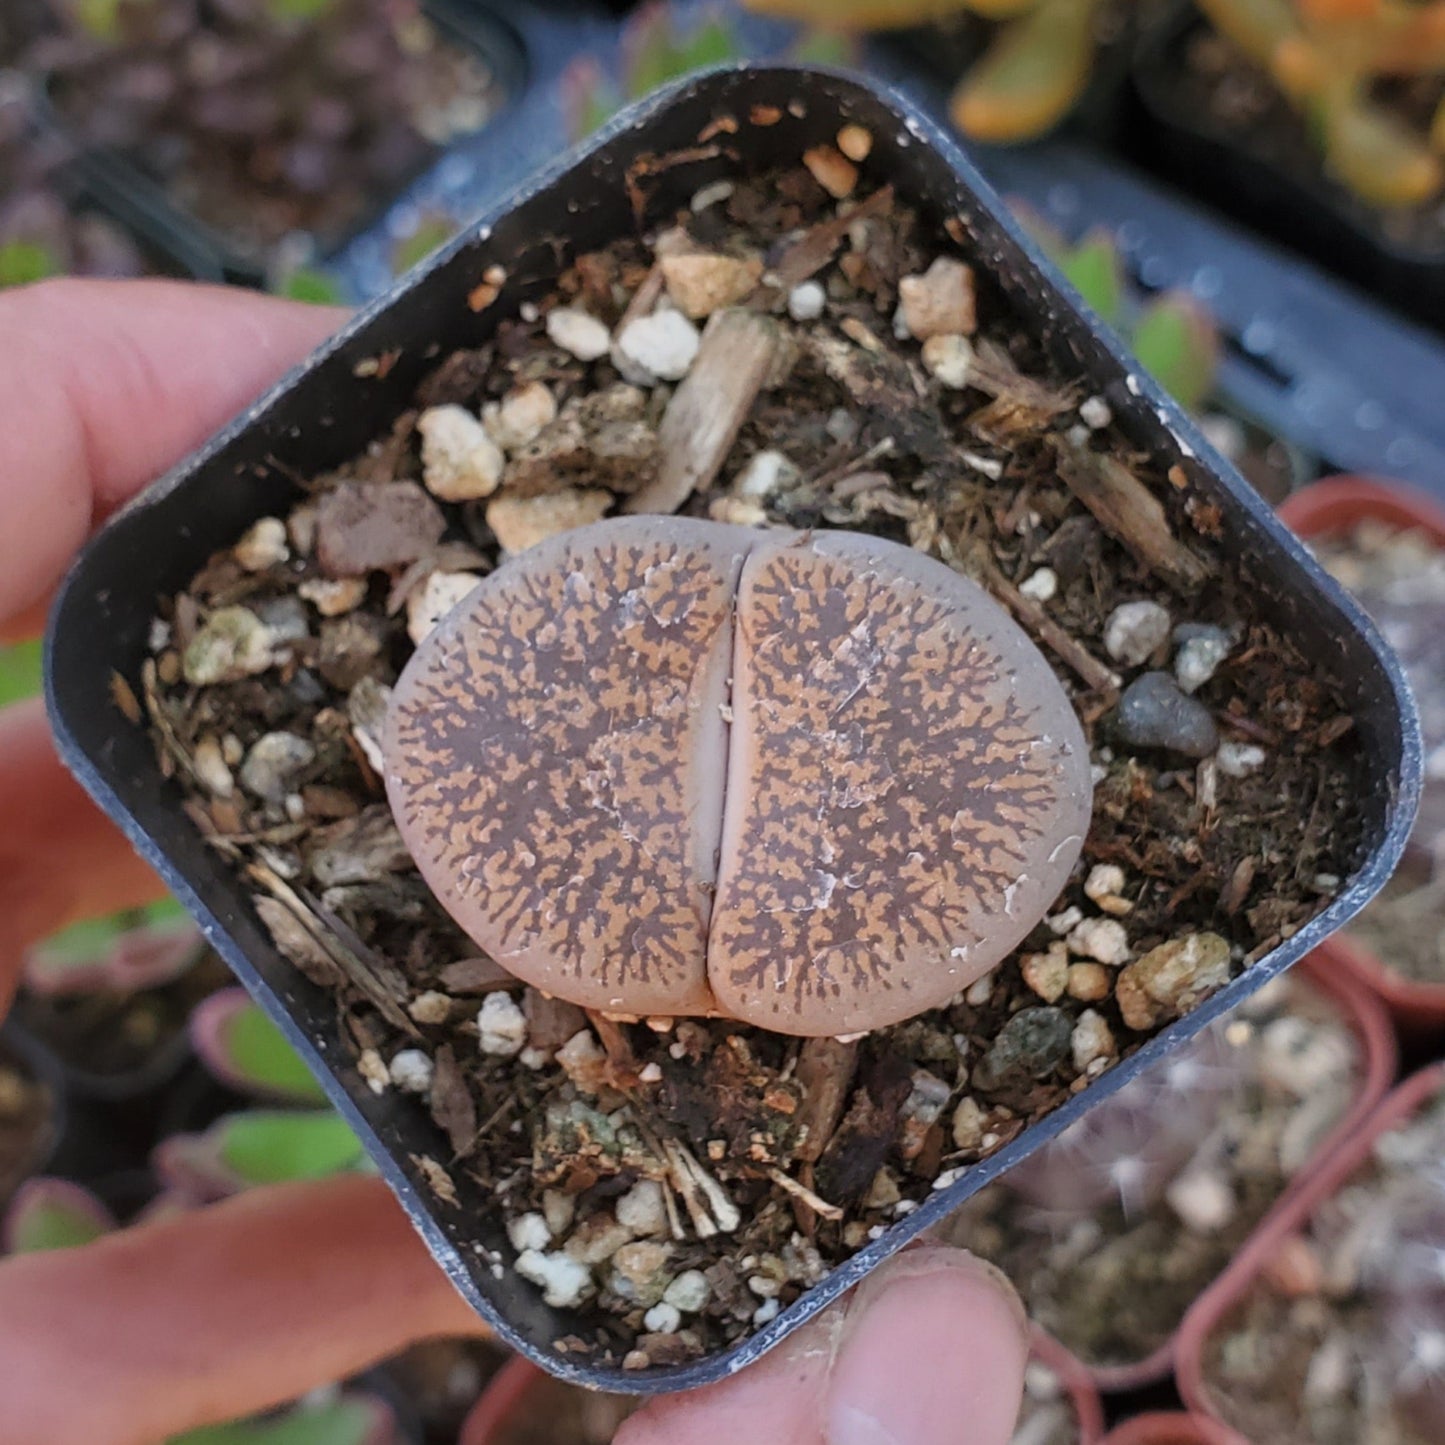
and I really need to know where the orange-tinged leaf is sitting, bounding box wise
[741,0,974,29]
[1323,92,1443,205]
[1195,0,1300,67]
[1297,0,1379,21]
[950,0,1098,143]
[1270,35,1329,100]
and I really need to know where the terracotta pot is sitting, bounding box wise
[1100,1412,1246,1444]
[1277,475,1445,545]
[1059,950,1396,1394]
[457,1356,552,1445]
[1176,1062,1445,1435]
[1279,477,1445,1035]
[1029,1326,1106,1444]
[457,1330,1106,1445]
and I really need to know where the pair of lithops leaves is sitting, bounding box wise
[385,519,1092,1037]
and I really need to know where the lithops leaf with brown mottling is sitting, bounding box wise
[385,519,755,1016]
[385,518,1092,1036]
[711,531,1092,1034]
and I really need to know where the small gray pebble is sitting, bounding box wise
[255,595,310,644]
[973,1007,1073,1092]
[239,731,316,802]
[1116,672,1220,758]
[1173,622,1228,646]
[1174,626,1233,693]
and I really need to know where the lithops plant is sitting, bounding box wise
[385,517,1091,1037]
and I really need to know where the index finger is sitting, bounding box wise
[0,278,343,629]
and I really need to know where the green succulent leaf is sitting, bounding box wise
[216,1000,327,1104]
[1057,230,1125,327]
[563,56,622,142]
[950,0,1099,142]
[674,17,738,72]
[5,1182,114,1254]
[788,28,859,66]
[274,268,345,306]
[264,0,336,24]
[625,4,683,97]
[741,0,973,28]
[391,215,460,276]
[0,242,59,290]
[217,1112,367,1187]
[169,1397,386,1445]
[24,895,195,992]
[1131,293,1220,412]
[73,0,126,42]
[0,638,43,705]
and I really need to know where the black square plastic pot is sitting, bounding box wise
[46,65,1421,1393]
[1131,1,1445,333]
[41,0,526,287]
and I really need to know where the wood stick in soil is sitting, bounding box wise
[624,309,783,515]
[983,562,1122,701]
[1051,436,1214,593]
[246,856,419,1037]
[794,1037,861,1164]
[759,184,895,299]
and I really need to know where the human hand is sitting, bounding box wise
[0,278,1028,1445]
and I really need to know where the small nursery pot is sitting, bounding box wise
[1081,949,1396,1394]
[42,0,524,285]
[0,1025,66,1206]
[1279,477,1445,1035]
[1175,1062,1445,1431]
[45,66,1420,1392]
[1029,1327,1107,1445]
[457,1355,550,1445]
[1099,1413,1246,1445]
[1131,1,1445,330]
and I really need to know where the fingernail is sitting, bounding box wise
[825,1248,1029,1445]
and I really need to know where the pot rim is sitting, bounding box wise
[1080,945,1396,1392]
[1175,1062,1445,1426]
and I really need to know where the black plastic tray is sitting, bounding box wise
[45,0,528,286]
[1130,0,1445,332]
[976,139,1445,501]
[46,65,1420,1392]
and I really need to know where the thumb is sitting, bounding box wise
[616,1246,1028,1445]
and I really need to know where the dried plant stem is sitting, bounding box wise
[1052,437,1213,592]
[626,309,782,514]
[766,1167,844,1222]
[247,854,419,1037]
[762,184,895,297]
[983,562,1121,700]
[794,1037,861,1163]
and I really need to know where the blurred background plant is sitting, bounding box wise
[1013,205,1221,408]
[0,79,147,289]
[562,1,855,143]
[742,0,1120,142]
[1193,0,1445,208]
[26,0,506,259]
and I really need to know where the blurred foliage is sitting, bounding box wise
[169,1396,390,1445]
[1015,205,1221,409]
[0,241,59,289]
[565,2,857,142]
[743,0,1105,142]
[390,212,462,276]
[0,638,42,706]
[197,990,329,1104]
[1197,0,1445,207]
[272,267,345,305]
[3,1180,114,1254]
